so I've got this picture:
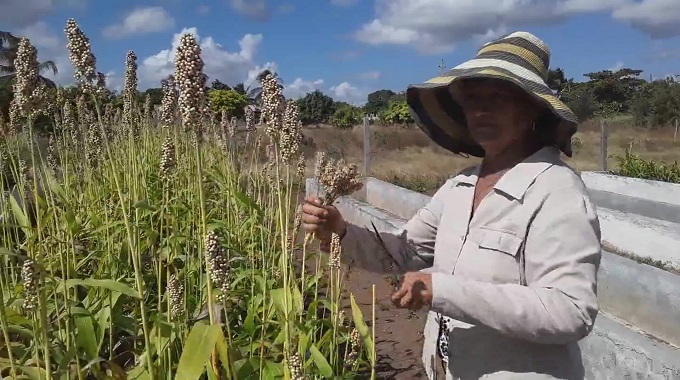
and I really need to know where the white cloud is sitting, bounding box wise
[613,0,680,38]
[357,71,381,80]
[16,21,60,50]
[609,61,624,71]
[139,27,272,90]
[0,0,55,28]
[354,0,680,53]
[197,5,211,14]
[102,7,175,40]
[330,82,368,105]
[284,78,324,99]
[230,0,270,20]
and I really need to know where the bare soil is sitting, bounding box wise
[341,264,429,379]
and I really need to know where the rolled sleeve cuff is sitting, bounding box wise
[430,272,463,319]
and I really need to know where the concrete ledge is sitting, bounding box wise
[581,171,680,223]
[598,250,680,347]
[581,313,680,380]
[598,207,680,267]
[580,171,680,207]
[364,177,431,220]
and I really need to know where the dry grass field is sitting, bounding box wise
[299,118,680,195]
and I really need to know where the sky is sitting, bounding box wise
[2,0,680,105]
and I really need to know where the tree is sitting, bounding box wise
[364,89,396,115]
[295,90,336,125]
[0,31,58,77]
[581,68,645,114]
[547,68,571,97]
[233,82,246,95]
[211,79,231,91]
[380,99,413,125]
[330,103,362,130]
[207,89,249,118]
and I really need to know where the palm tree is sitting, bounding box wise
[0,30,58,77]
[246,69,284,105]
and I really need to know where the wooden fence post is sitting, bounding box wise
[363,116,371,175]
[600,119,608,172]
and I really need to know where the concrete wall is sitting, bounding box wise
[306,176,680,379]
[580,171,680,267]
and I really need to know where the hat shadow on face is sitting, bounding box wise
[449,77,562,152]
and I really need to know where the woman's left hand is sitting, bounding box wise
[391,272,433,310]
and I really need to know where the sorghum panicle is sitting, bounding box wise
[65,18,97,86]
[261,74,283,139]
[160,137,176,180]
[244,106,256,134]
[123,50,138,137]
[287,352,305,380]
[205,231,230,303]
[346,327,362,367]
[143,93,152,123]
[167,274,184,319]
[174,33,207,138]
[47,135,58,170]
[21,260,40,312]
[296,153,306,179]
[315,153,363,205]
[12,37,41,118]
[329,233,341,269]
[160,76,178,129]
[231,116,238,136]
[279,100,303,164]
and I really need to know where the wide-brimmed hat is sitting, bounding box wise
[406,31,578,158]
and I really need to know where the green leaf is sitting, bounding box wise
[350,293,375,361]
[133,199,157,212]
[44,168,66,200]
[63,278,140,299]
[175,324,224,380]
[262,361,284,380]
[308,343,333,377]
[75,315,98,361]
[9,195,29,230]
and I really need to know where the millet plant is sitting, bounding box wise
[0,18,377,380]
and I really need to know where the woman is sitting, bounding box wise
[302,31,601,379]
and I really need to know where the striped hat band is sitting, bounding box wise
[406,31,579,158]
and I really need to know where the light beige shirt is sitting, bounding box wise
[339,146,602,380]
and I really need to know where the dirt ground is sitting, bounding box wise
[341,264,429,379]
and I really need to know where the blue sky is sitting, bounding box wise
[3,0,680,105]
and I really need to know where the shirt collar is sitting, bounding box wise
[453,146,561,200]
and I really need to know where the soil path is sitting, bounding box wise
[340,264,429,379]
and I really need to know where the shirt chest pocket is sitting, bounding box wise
[459,226,525,284]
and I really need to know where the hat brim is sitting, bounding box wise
[406,65,579,158]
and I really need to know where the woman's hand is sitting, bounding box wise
[301,196,347,243]
[391,272,433,310]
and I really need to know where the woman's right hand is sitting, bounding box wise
[301,196,347,242]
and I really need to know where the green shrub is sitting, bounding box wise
[614,148,680,183]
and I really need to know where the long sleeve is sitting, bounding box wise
[338,180,451,274]
[430,186,602,345]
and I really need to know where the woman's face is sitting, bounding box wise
[454,79,540,155]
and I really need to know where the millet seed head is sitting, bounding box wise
[167,274,184,319]
[12,37,41,118]
[65,18,97,85]
[160,137,176,179]
[174,33,207,136]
